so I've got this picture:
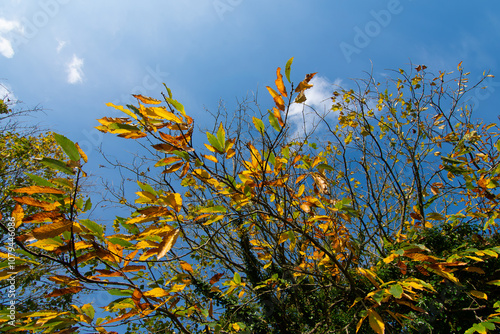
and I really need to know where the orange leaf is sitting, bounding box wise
[12,186,65,195]
[294,72,317,93]
[12,196,60,211]
[133,94,162,105]
[266,86,285,111]
[122,265,146,272]
[101,310,138,325]
[180,261,193,272]
[46,286,83,298]
[275,67,287,97]
[210,273,224,285]
[132,289,144,309]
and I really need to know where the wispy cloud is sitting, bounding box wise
[0,18,23,58]
[288,75,340,139]
[66,54,84,84]
[56,40,66,53]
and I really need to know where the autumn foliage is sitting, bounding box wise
[1,59,500,333]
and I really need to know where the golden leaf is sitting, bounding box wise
[75,142,88,163]
[202,154,218,163]
[157,229,180,260]
[13,196,60,211]
[470,290,487,300]
[32,220,73,240]
[143,287,169,298]
[12,204,24,228]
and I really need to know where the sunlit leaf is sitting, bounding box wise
[157,229,180,260]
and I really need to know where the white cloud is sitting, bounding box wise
[56,40,66,53]
[0,18,23,58]
[0,82,17,105]
[288,75,341,139]
[66,54,84,84]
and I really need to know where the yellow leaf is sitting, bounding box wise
[163,193,182,212]
[105,102,138,119]
[356,314,367,333]
[470,290,488,300]
[157,229,180,259]
[202,154,218,163]
[368,309,385,334]
[275,67,287,97]
[143,287,169,298]
[75,142,88,163]
[150,107,183,123]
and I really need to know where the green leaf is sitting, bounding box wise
[166,98,185,116]
[83,198,92,212]
[108,237,133,247]
[216,123,226,149]
[25,173,56,187]
[372,289,385,304]
[163,84,173,99]
[39,158,75,175]
[389,284,403,299]
[80,219,104,237]
[81,304,95,321]
[53,133,81,162]
[269,112,281,132]
[285,57,294,83]
[172,150,190,161]
[137,181,157,196]
[207,132,224,153]
[108,289,134,296]
[252,117,265,134]
[317,163,334,171]
[233,272,241,284]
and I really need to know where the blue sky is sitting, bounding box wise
[1,1,499,154]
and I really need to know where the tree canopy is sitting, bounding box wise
[1,60,500,334]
